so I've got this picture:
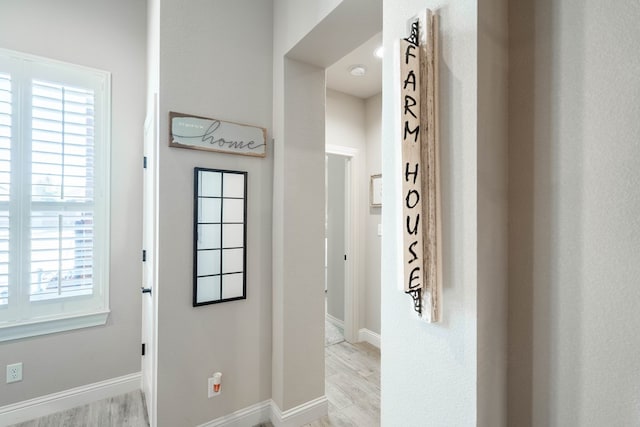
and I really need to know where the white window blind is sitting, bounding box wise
[0,49,110,341]
[0,71,11,308]
[30,80,95,302]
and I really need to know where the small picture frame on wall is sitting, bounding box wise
[370,174,382,207]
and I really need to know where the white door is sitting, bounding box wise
[141,96,158,426]
[326,154,347,329]
[325,147,359,343]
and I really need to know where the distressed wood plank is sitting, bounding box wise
[400,34,426,314]
[424,10,440,323]
[432,13,443,322]
[418,10,442,323]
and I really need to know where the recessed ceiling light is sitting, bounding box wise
[374,46,384,59]
[349,65,367,77]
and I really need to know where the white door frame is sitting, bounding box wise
[326,144,360,343]
[141,94,158,427]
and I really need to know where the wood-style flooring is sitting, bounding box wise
[11,341,379,427]
[9,390,148,427]
[304,340,381,426]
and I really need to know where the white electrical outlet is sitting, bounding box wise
[6,363,22,383]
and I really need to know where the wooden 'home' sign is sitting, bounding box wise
[170,112,267,157]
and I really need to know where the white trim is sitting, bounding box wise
[326,144,358,157]
[0,372,141,426]
[197,397,328,427]
[0,310,110,342]
[0,47,113,76]
[270,396,328,427]
[197,400,271,427]
[358,328,381,349]
[343,156,357,343]
[325,145,361,344]
[325,312,344,329]
[141,92,159,427]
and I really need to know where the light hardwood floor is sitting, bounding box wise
[9,390,149,427]
[11,342,379,427]
[303,341,381,427]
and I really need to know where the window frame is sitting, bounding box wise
[0,48,111,342]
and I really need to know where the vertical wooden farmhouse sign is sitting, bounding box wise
[399,11,442,322]
[400,21,425,314]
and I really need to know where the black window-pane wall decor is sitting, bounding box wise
[193,167,247,306]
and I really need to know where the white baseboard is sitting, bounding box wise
[198,397,327,427]
[325,313,344,330]
[358,328,381,349]
[0,371,141,426]
[198,400,271,427]
[270,396,328,427]
[1,375,328,427]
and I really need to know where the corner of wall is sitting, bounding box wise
[477,0,508,424]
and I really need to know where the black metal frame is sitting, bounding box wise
[193,167,248,306]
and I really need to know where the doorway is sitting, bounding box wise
[274,0,382,416]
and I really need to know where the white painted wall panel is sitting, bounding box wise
[156,1,273,425]
[365,93,382,335]
[509,1,640,425]
[381,1,479,425]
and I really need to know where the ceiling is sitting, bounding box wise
[326,32,382,99]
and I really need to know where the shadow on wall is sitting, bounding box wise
[508,0,585,425]
[437,5,460,332]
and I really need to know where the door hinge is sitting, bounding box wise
[142,250,147,262]
[142,343,146,356]
[143,156,148,169]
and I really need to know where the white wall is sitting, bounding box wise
[508,1,640,425]
[271,1,336,411]
[147,0,160,113]
[0,0,146,406]
[155,1,273,425]
[381,0,507,425]
[273,0,343,57]
[364,93,382,335]
[477,0,508,424]
[381,2,477,425]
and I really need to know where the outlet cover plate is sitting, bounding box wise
[7,363,22,383]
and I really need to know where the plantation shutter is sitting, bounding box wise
[29,80,96,301]
[0,72,10,306]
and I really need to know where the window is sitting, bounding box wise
[0,49,110,341]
